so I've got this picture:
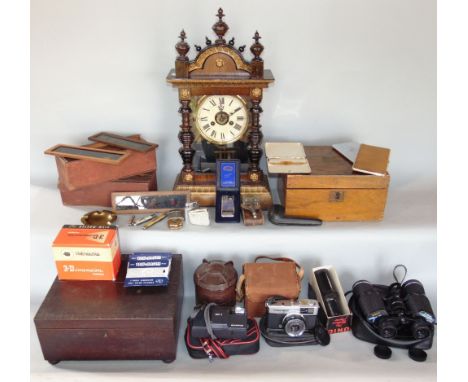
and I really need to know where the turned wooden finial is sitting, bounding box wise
[250,31,264,60]
[212,8,229,44]
[216,7,225,21]
[175,30,190,61]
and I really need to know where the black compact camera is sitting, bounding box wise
[265,298,319,337]
[190,304,248,339]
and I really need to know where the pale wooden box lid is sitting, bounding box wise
[283,146,390,189]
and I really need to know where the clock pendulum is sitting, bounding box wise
[166,8,275,208]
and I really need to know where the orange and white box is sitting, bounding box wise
[52,225,121,281]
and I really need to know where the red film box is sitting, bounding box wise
[52,225,121,281]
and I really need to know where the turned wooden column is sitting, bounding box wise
[247,97,263,181]
[178,98,195,181]
[247,31,265,181]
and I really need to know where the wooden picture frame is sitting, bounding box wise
[111,191,190,214]
[44,144,130,164]
[88,132,158,153]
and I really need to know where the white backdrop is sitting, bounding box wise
[31,0,436,190]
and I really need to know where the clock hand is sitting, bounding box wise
[229,107,242,116]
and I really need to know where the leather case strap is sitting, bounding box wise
[236,274,246,302]
[254,256,304,280]
[235,257,304,302]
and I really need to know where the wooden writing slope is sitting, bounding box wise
[279,147,390,221]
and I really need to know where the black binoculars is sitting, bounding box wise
[352,279,436,340]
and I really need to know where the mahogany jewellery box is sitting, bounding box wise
[34,254,184,364]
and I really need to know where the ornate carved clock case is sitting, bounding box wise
[167,8,275,208]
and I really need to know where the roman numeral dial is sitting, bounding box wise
[195,95,249,145]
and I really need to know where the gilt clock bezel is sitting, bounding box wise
[194,95,250,145]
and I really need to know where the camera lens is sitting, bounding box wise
[283,315,306,337]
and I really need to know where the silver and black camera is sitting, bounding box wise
[265,298,320,337]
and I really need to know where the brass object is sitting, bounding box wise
[81,210,117,226]
[241,196,264,226]
[179,88,191,100]
[134,213,160,226]
[251,87,262,98]
[184,172,194,182]
[142,213,168,230]
[249,172,259,182]
[215,111,229,125]
[128,215,136,226]
[241,197,261,219]
[188,46,252,73]
[167,210,185,230]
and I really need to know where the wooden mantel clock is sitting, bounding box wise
[166,8,275,207]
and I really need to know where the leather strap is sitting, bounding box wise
[236,257,304,302]
[204,303,218,340]
[236,274,246,302]
[254,256,304,280]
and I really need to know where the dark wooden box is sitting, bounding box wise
[279,146,390,221]
[59,171,157,207]
[34,254,183,364]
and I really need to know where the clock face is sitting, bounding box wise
[195,95,249,145]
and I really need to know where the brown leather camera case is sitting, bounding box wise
[194,259,238,306]
[237,256,303,318]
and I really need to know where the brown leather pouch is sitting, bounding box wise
[236,256,304,318]
[194,259,238,306]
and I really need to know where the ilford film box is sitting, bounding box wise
[52,225,121,281]
[124,253,172,287]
